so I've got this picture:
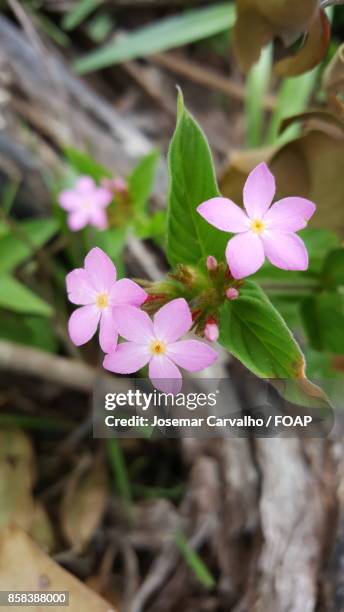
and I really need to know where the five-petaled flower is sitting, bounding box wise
[197,162,316,279]
[103,298,218,394]
[66,247,147,353]
[58,176,113,231]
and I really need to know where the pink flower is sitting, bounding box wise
[204,318,219,342]
[66,247,147,353]
[101,177,128,195]
[58,176,113,231]
[103,298,218,394]
[226,287,239,300]
[197,163,316,279]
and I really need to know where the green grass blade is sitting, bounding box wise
[245,44,272,147]
[175,531,216,589]
[63,0,102,31]
[265,68,319,146]
[106,439,132,515]
[75,3,235,73]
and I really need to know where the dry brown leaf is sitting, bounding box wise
[0,524,117,611]
[0,430,36,532]
[275,10,330,77]
[233,0,329,76]
[60,454,108,552]
[29,502,55,554]
[323,43,344,95]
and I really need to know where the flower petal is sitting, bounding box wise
[99,309,119,353]
[84,247,117,292]
[153,298,192,343]
[76,176,95,192]
[58,191,82,211]
[149,355,182,394]
[197,197,249,232]
[264,197,316,232]
[68,305,100,346]
[110,278,147,306]
[167,340,218,372]
[66,268,95,305]
[103,342,150,374]
[89,208,108,230]
[261,231,309,271]
[94,188,113,208]
[243,162,276,219]
[113,305,154,343]
[68,210,89,231]
[226,232,265,279]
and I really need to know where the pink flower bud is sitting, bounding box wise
[226,287,239,300]
[206,256,218,272]
[112,177,128,193]
[204,319,219,342]
[101,176,128,195]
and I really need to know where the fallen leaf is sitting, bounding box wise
[233,0,329,75]
[0,524,117,611]
[275,10,330,77]
[323,43,344,95]
[0,430,36,532]
[60,454,108,552]
[29,502,55,554]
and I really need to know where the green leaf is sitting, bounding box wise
[129,150,160,214]
[322,248,344,289]
[93,227,126,258]
[74,3,235,73]
[0,277,53,317]
[167,90,228,267]
[0,219,58,274]
[62,0,101,31]
[305,348,342,379]
[135,210,166,242]
[64,147,111,181]
[219,280,304,378]
[301,228,341,274]
[301,292,344,355]
[0,312,57,352]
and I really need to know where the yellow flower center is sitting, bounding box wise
[250,219,266,235]
[150,340,166,355]
[96,293,109,309]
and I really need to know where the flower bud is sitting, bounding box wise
[204,318,219,342]
[112,177,128,193]
[226,287,239,300]
[206,255,218,271]
[101,176,128,195]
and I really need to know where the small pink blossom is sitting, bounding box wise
[101,177,128,195]
[58,176,113,231]
[226,287,239,300]
[66,247,147,353]
[206,256,218,272]
[103,298,218,394]
[204,318,219,342]
[197,163,316,279]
